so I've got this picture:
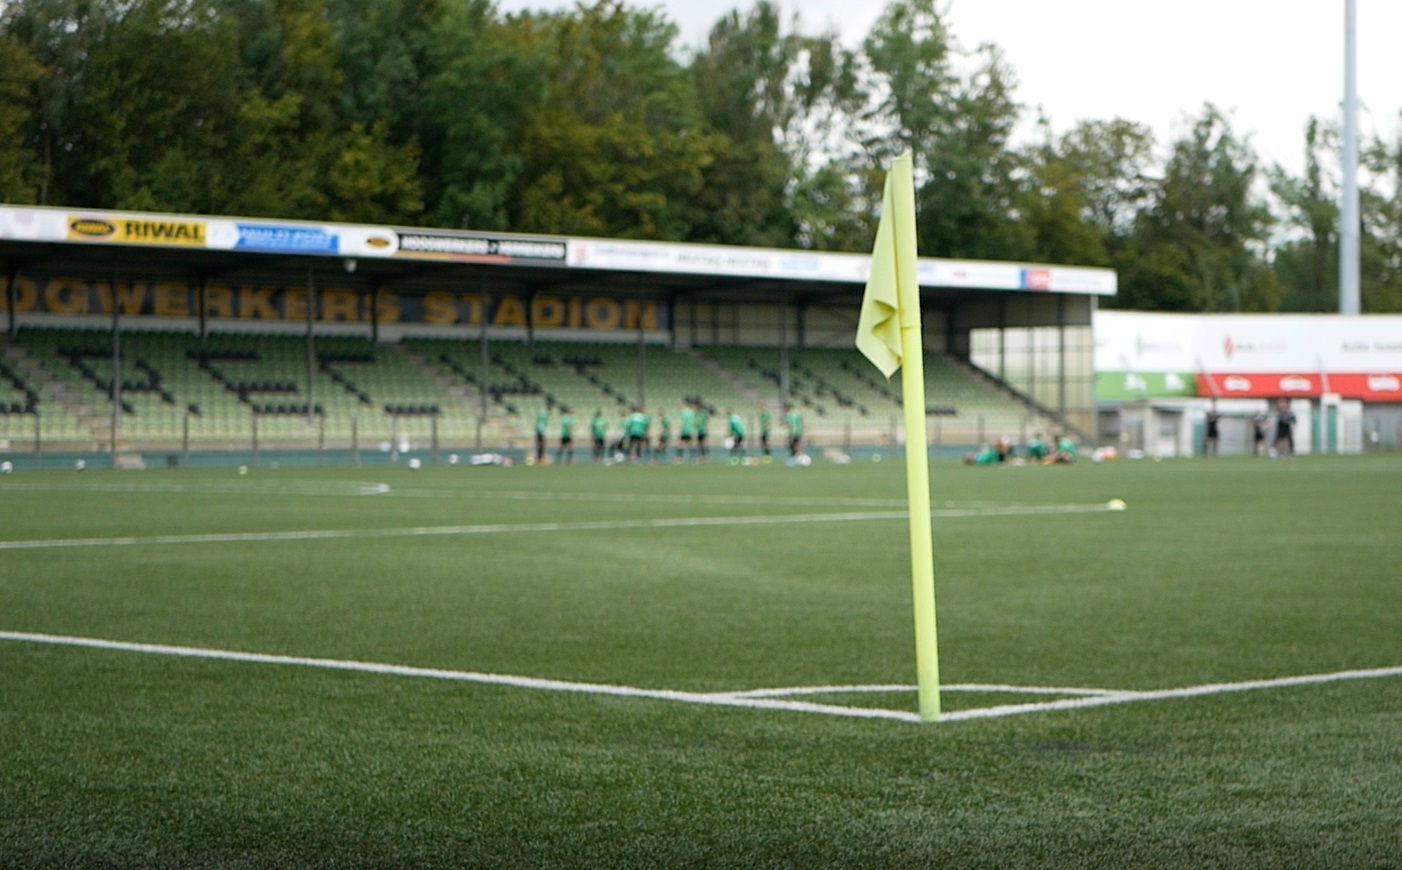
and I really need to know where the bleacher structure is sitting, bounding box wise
[0,325,1063,454]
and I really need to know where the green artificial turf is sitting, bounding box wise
[2,455,1401,867]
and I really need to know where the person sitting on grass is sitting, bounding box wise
[1044,433,1078,465]
[963,443,1000,465]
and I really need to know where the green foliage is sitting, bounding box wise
[0,0,1399,308]
[0,34,43,201]
[1126,105,1278,311]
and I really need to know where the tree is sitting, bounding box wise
[1270,118,1340,311]
[511,1,720,238]
[860,0,1026,259]
[1361,125,1402,311]
[1124,105,1278,311]
[1016,118,1159,269]
[0,34,43,201]
[685,1,799,247]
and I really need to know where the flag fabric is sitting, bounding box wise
[856,152,919,379]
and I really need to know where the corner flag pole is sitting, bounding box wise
[855,151,940,722]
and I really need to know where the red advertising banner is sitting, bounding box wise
[1198,372,1402,401]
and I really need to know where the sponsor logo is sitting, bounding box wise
[365,235,392,249]
[68,218,117,238]
[121,220,205,245]
[68,217,205,245]
[397,232,566,262]
[1223,376,1252,392]
[1367,375,1401,392]
[1278,376,1313,392]
[235,224,338,254]
[1223,335,1235,359]
[1021,268,1052,291]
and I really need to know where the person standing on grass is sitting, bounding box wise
[727,409,746,459]
[1252,410,1269,456]
[678,401,696,462]
[696,405,710,461]
[1204,401,1221,457]
[758,404,773,457]
[656,410,672,462]
[557,409,575,465]
[1274,398,1296,455]
[785,403,803,458]
[590,410,608,462]
[534,406,549,464]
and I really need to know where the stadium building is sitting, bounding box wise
[1096,310,1402,457]
[0,204,1119,466]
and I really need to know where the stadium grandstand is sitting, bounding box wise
[0,205,1114,465]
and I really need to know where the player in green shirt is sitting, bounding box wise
[656,411,672,462]
[534,407,549,464]
[678,403,696,461]
[557,410,575,465]
[784,404,802,458]
[590,411,608,462]
[727,410,746,459]
[625,407,648,460]
[758,405,773,457]
[696,406,710,460]
[1026,432,1048,462]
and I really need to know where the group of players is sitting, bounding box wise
[533,401,804,465]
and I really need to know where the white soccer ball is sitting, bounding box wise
[74,459,86,471]
[0,460,12,474]
[1106,498,1127,511]
[408,458,422,471]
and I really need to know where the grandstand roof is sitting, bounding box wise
[0,205,1115,311]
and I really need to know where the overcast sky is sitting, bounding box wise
[495,0,1402,175]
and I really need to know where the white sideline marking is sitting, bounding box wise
[4,630,1400,725]
[0,504,1111,551]
[0,479,1070,511]
[0,631,921,723]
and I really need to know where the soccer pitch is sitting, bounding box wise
[3,456,1401,866]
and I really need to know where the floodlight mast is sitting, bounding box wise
[1340,0,1361,315]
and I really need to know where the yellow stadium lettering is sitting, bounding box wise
[240,286,278,320]
[284,288,309,321]
[94,280,149,315]
[9,276,38,312]
[493,295,527,327]
[623,300,655,331]
[585,298,620,330]
[423,291,458,326]
[204,284,234,319]
[458,293,485,325]
[375,290,400,324]
[531,295,565,328]
[320,290,359,323]
[153,282,190,317]
[44,278,90,314]
[568,297,583,328]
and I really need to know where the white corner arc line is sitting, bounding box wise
[727,683,1129,699]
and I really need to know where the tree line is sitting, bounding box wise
[1,0,1398,312]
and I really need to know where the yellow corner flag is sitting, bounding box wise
[855,151,941,722]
